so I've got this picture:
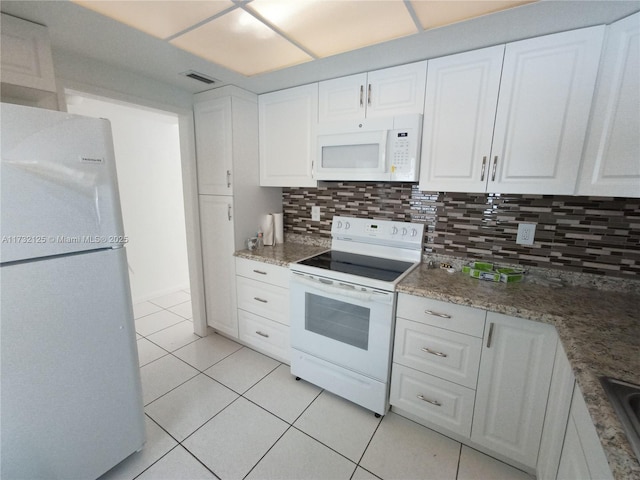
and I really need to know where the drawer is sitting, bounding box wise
[397,294,486,337]
[238,310,290,363]
[394,317,482,389]
[236,276,289,325]
[236,257,290,288]
[390,363,475,437]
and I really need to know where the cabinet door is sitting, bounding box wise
[537,341,575,480]
[471,312,557,469]
[577,12,640,197]
[419,46,504,193]
[194,97,233,195]
[0,13,56,93]
[565,385,614,480]
[318,73,367,122]
[259,84,318,187]
[366,61,427,118]
[199,195,238,337]
[490,26,605,194]
[557,417,592,480]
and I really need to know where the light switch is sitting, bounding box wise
[311,206,321,222]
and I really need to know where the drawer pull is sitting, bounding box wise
[424,310,451,319]
[255,330,269,338]
[253,297,268,303]
[417,394,442,407]
[421,347,448,358]
[253,269,267,275]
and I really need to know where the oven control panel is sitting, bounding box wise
[331,216,424,249]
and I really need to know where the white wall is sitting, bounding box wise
[67,94,190,303]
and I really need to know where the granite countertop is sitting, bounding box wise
[235,242,640,479]
[234,242,327,267]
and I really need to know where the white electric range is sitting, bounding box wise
[289,216,424,416]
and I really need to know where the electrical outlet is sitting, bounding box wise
[516,223,536,245]
[311,206,321,222]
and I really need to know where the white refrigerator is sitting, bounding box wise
[1,103,145,479]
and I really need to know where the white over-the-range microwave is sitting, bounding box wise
[315,114,422,182]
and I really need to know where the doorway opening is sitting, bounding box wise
[65,91,190,306]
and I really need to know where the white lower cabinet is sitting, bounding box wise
[471,312,558,470]
[390,363,476,437]
[235,257,291,363]
[557,384,614,480]
[238,310,290,363]
[537,341,575,480]
[391,294,560,473]
[393,317,483,390]
[390,294,485,439]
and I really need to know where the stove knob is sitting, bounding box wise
[411,228,418,237]
[391,226,398,235]
[336,221,343,229]
[344,222,351,230]
[402,227,408,236]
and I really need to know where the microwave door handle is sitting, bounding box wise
[292,274,380,302]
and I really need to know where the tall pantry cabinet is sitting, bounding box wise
[194,86,281,338]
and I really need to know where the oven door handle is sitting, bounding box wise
[292,274,391,303]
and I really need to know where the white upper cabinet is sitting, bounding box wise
[420,26,605,194]
[318,61,427,122]
[492,26,605,194]
[577,12,640,197]
[1,13,59,110]
[194,96,233,195]
[419,45,504,192]
[259,83,318,187]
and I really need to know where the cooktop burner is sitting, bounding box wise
[297,250,415,282]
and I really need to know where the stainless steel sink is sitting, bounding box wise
[600,377,640,461]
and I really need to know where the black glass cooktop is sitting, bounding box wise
[297,250,415,282]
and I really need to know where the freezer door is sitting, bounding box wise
[1,103,125,263]
[1,247,145,480]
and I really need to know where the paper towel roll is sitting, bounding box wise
[273,213,284,244]
[263,214,274,246]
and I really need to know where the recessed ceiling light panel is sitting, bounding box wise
[72,0,234,39]
[410,0,536,31]
[170,9,313,76]
[248,0,419,58]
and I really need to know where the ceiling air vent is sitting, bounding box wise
[180,70,218,85]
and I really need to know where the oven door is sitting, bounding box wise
[290,272,395,381]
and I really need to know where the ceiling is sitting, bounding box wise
[69,0,534,77]
[1,1,639,95]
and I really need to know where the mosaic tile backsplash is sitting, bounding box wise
[282,183,640,279]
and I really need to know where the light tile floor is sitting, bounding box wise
[100,291,536,480]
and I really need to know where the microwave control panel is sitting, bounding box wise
[388,126,420,181]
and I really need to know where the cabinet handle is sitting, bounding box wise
[491,156,498,182]
[417,394,442,407]
[424,310,451,319]
[367,83,372,107]
[255,331,269,338]
[480,156,487,181]
[227,204,232,221]
[253,297,268,303]
[486,322,495,348]
[253,269,267,275]
[421,347,448,358]
[359,85,364,107]
[226,170,231,188]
